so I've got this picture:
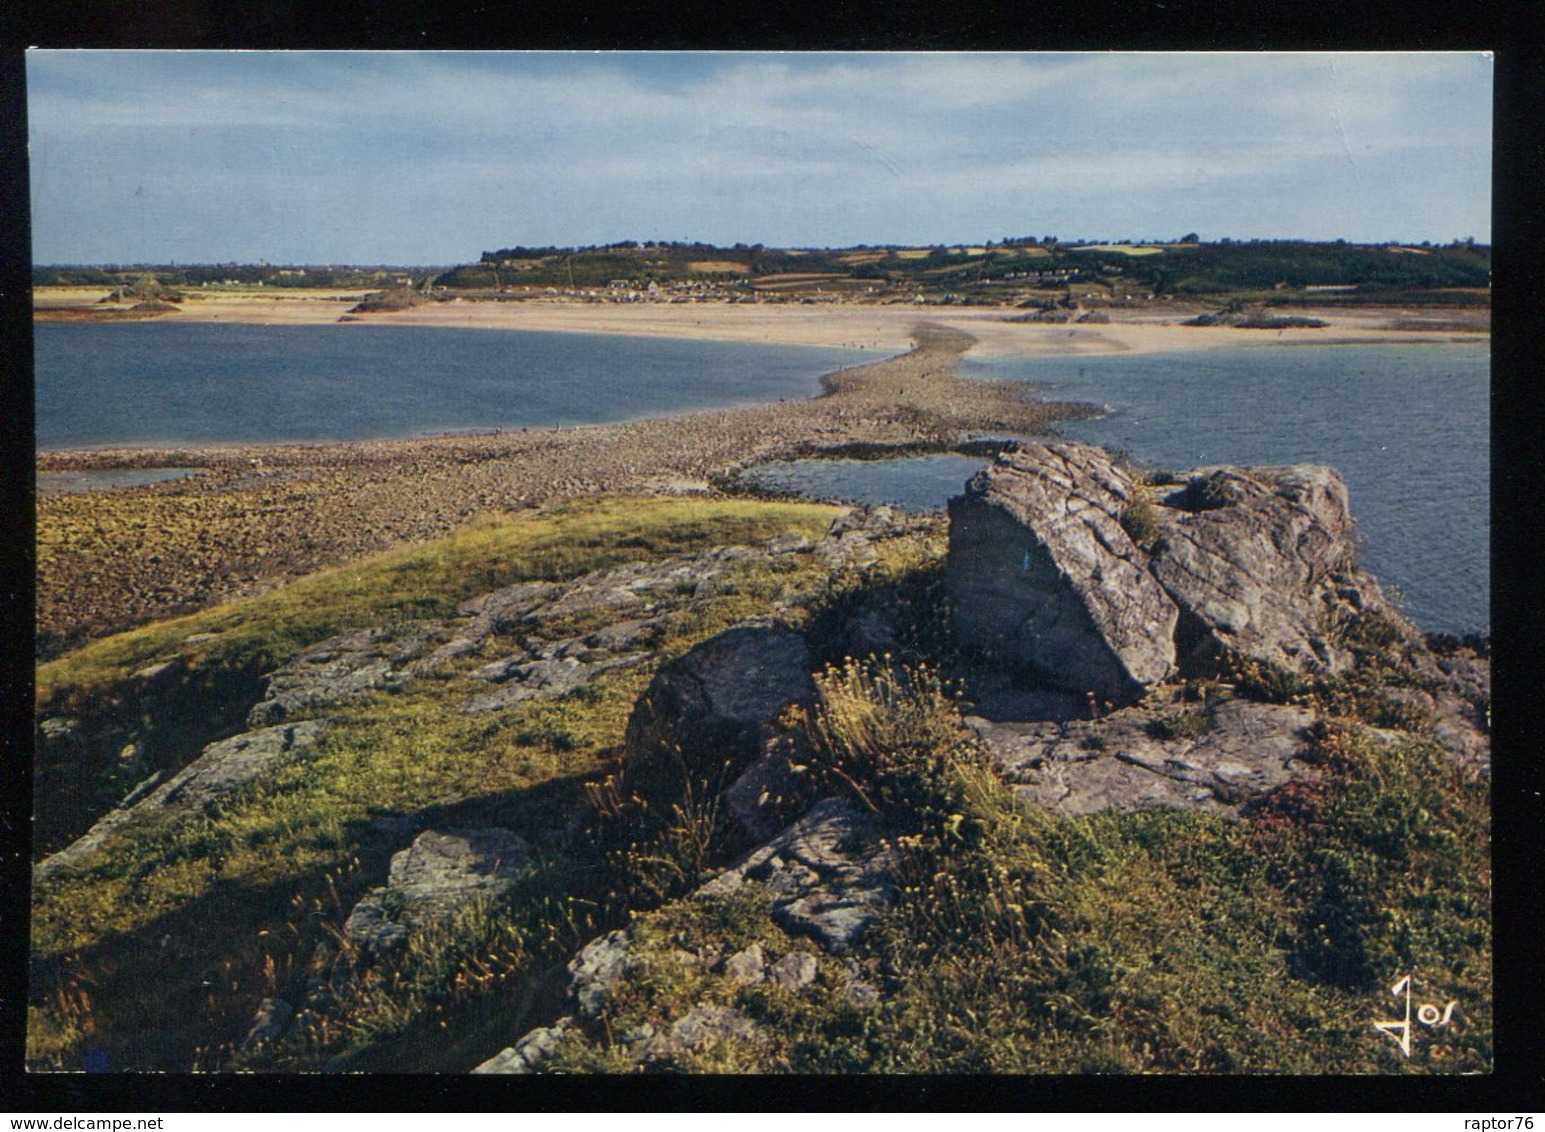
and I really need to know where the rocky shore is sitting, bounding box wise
[36,325,1088,658]
[29,440,1491,1074]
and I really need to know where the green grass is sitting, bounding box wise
[539,649,1490,1075]
[30,497,1490,1075]
[31,497,846,855]
[37,496,845,712]
[28,496,847,1071]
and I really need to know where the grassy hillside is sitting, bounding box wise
[29,496,1490,1075]
[30,497,846,1070]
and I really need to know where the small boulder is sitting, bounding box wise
[623,619,814,793]
[471,1019,576,1074]
[767,951,819,991]
[568,929,639,1020]
[343,828,530,960]
[721,943,767,985]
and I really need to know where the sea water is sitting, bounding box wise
[751,342,1489,635]
[34,325,1487,634]
[34,321,864,449]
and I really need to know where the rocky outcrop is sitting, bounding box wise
[35,720,325,885]
[947,443,1399,705]
[473,797,888,1075]
[470,1019,579,1074]
[247,625,435,727]
[461,653,652,713]
[947,444,1178,704]
[970,696,1318,817]
[343,828,532,961]
[1150,465,1361,676]
[696,797,898,952]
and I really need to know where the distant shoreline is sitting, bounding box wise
[33,287,1488,364]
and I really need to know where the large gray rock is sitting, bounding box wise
[567,929,641,1020]
[947,443,1178,705]
[947,444,1399,705]
[34,720,325,884]
[1149,466,1363,676]
[623,618,814,788]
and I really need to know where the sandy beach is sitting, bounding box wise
[35,286,1488,357]
[33,293,1488,657]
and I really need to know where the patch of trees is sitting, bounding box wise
[1152,242,1490,294]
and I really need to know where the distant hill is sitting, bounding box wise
[35,239,1490,306]
[441,237,1490,302]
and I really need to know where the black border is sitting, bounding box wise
[4,0,1541,1114]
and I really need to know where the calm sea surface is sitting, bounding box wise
[34,322,863,449]
[752,342,1490,636]
[35,325,1488,634]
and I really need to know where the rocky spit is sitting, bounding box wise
[36,324,1088,657]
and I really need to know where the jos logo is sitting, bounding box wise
[1372,973,1458,1058]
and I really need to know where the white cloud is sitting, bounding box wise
[25,50,1492,261]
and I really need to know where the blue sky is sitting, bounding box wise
[26,51,1492,265]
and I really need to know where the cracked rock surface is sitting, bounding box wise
[970,696,1317,817]
[947,442,1403,706]
[947,443,1179,704]
[695,796,898,952]
[35,720,325,885]
[473,794,890,1074]
[344,828,532,961]
[248,626,434,727]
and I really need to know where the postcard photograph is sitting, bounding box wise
[23,50,1493,1077]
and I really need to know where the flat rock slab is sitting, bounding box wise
[35,720,325,884]
[696,796,898,952]
[248,626,435,727]
[521,549,751,631]
[456,582,560,638]
[460,653,651,713]
[970,699,1317,817]
[345,827,531,959]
